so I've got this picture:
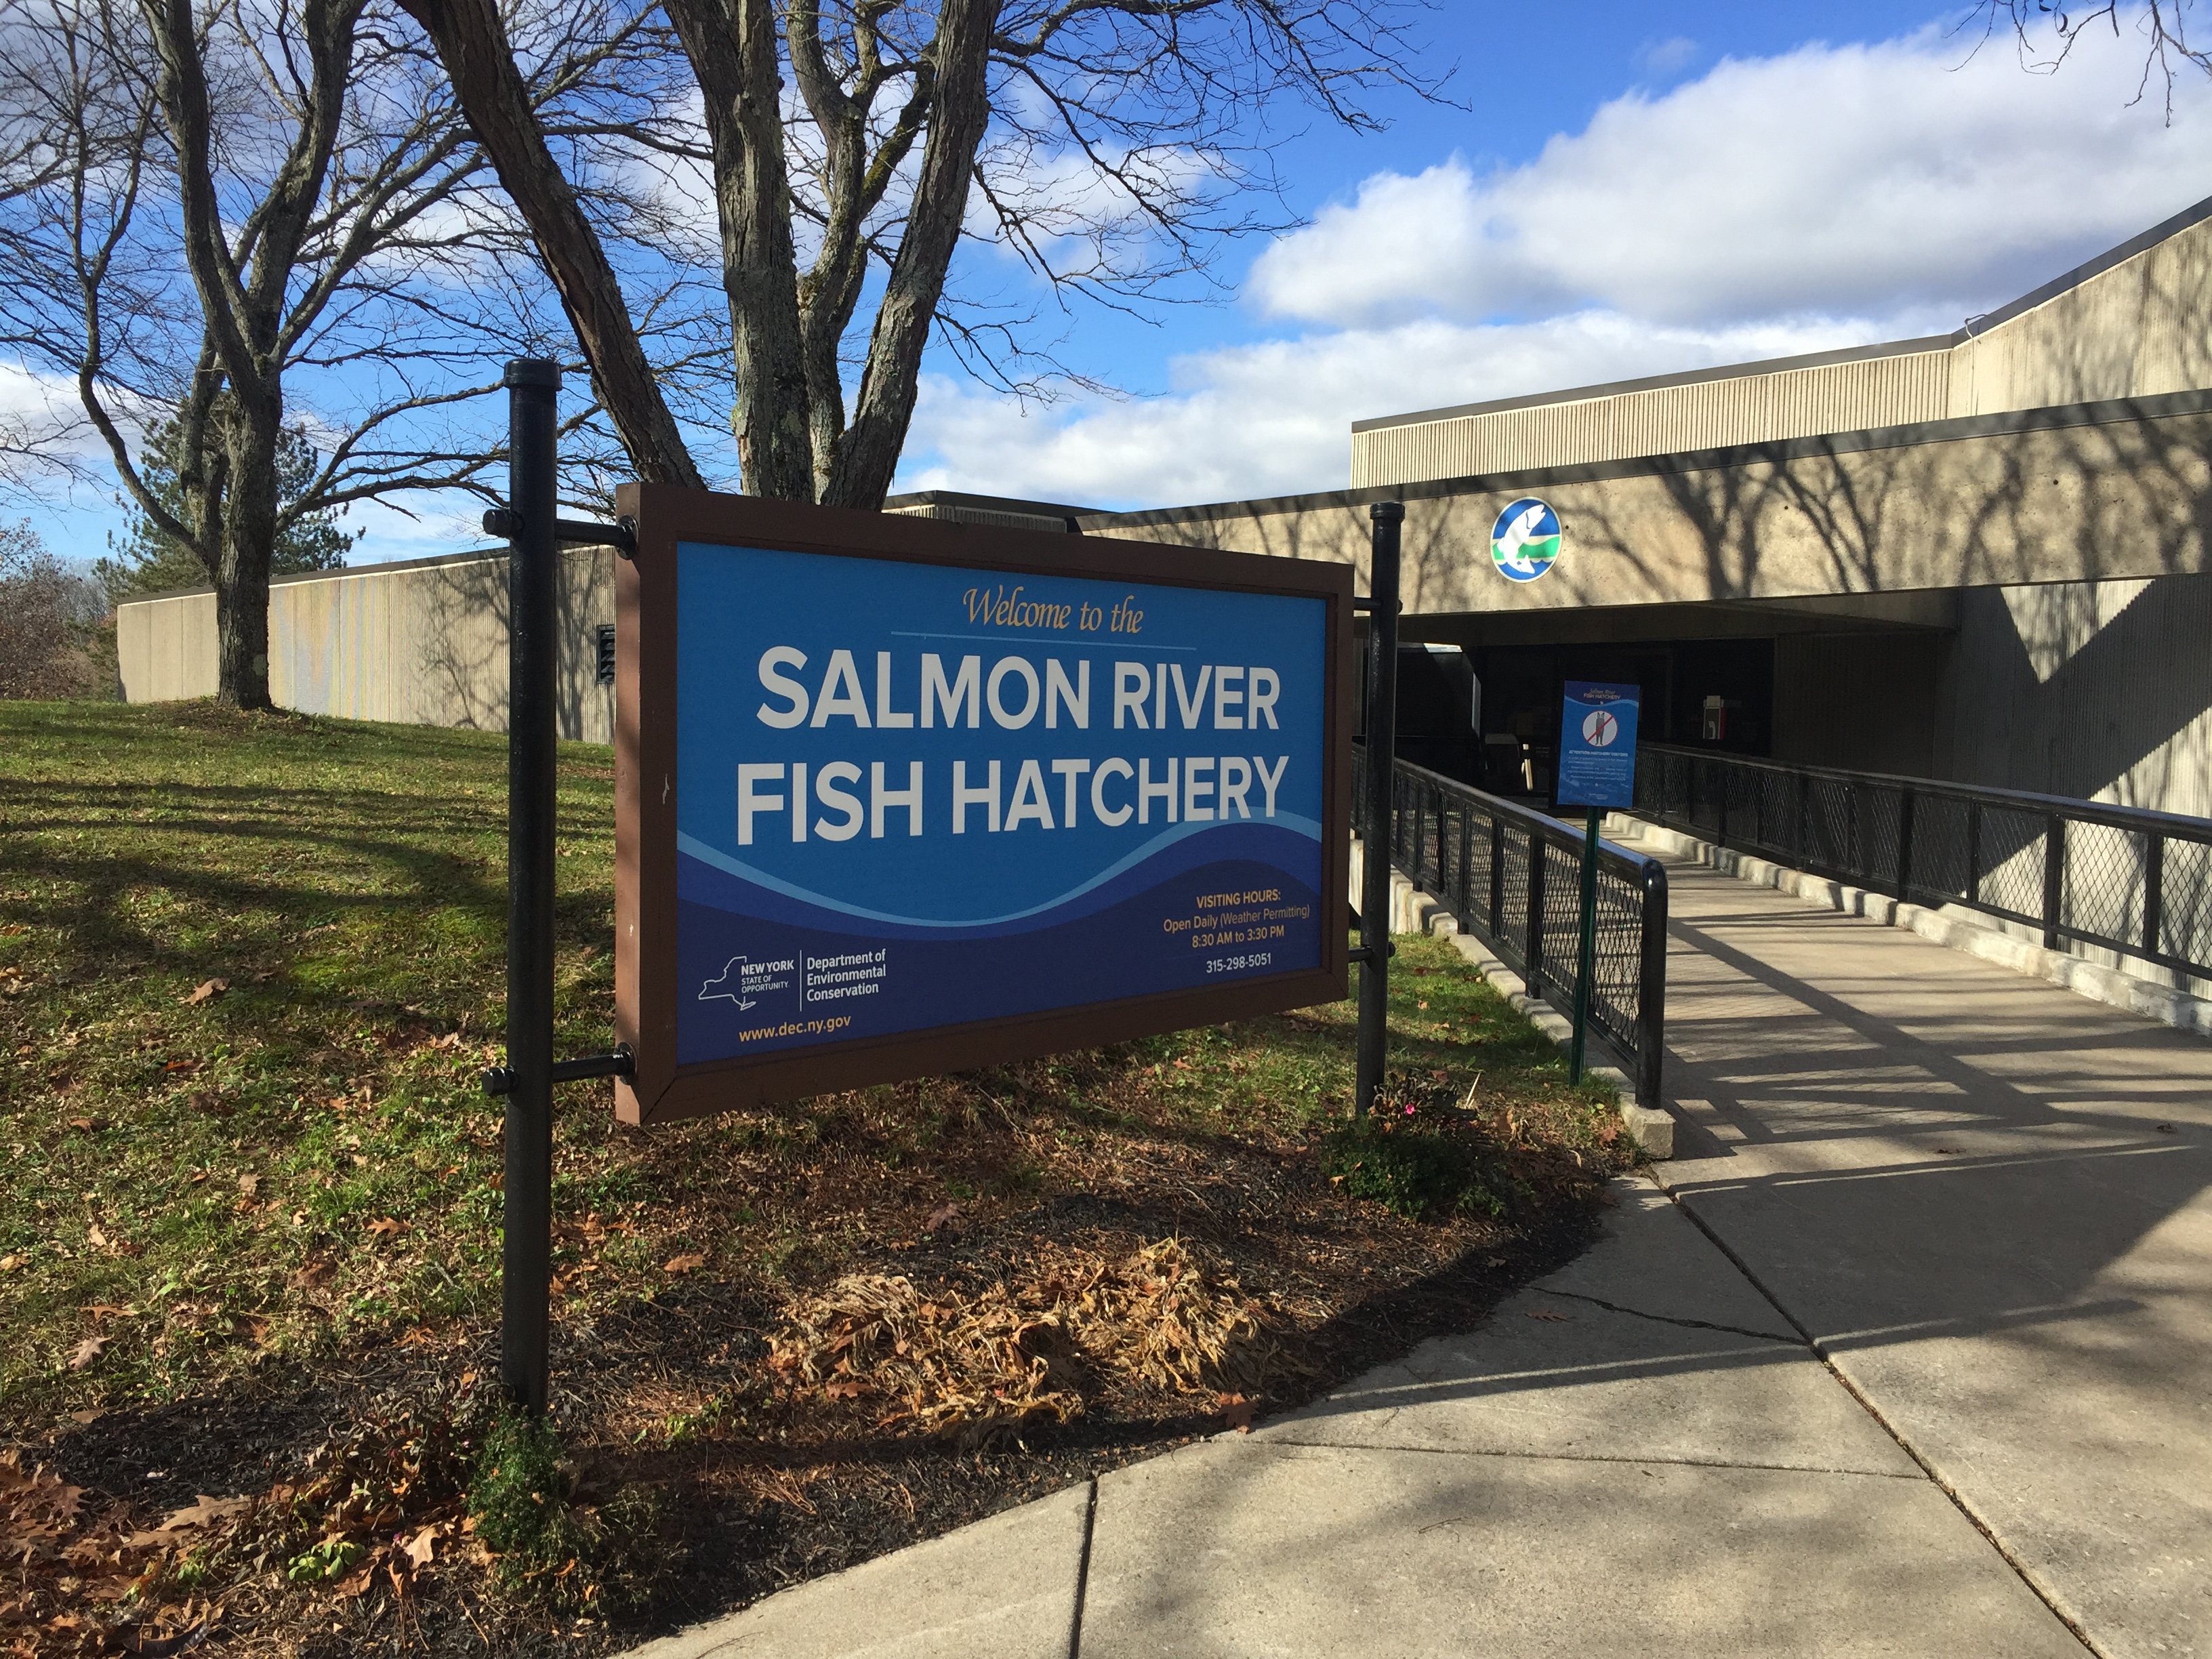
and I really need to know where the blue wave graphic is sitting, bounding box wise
[676,812,1322,930]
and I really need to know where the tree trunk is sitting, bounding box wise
[396,0,704,491]
[665,0,813,498]
[822,0,1002,508]
[213,395,282,708]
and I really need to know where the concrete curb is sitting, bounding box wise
[1350,838,1673,1159]
[1607,813,2212,1040]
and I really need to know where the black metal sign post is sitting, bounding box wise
[1354,501,1403,1118]
[1570,808,1601,1082]
[500,359,558,1414]
[480,359,636,1415]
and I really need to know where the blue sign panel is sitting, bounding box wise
[1557,681,1639,811]
[672,541,1330,1067]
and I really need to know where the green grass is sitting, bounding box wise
[0,699,1627,1427]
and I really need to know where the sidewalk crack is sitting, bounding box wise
[1534,1286,1801,1344]
[1067,1477,1097,1659]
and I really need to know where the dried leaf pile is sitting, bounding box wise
[769,1239,1292,1444]
[0,1378,498,1653]
[1,1448,234,1652]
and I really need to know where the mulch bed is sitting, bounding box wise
[5,1046,1622,1657]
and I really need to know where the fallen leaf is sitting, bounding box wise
[65,1408,102,1425]
[0,1254,22,1271]
[163,1058,199,1074]
[822,1378,866,1399]
[158,1494,251,1532]
[237,1315,270,1345]
[334,1565,374,1599]
[400,1525,438,1569]
[1217,1392,1257,1433]
[85,1225,108,1249]
[68,1334,106,1370]
[663,1253,706,1275]
[290,1260,333,1289]
[924,1202,960,1231]
[365,1216,403,1238]
[182,978,228,1005]
[1526,1310,1572,1322]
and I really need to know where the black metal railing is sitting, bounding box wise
[1355,747,1669,1108]
[1635,743,2212,985]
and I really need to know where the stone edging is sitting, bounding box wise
[1607,813,2212,1040]
[1349,838,1675,1159]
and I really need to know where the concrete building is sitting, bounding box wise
[1084,194,2212,819]
[110,493,1090,743]
[118,196,2212,821]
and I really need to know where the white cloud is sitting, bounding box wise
[1635,36,1700,77]
[343,492,496,564]
[897,11,2212,510]
[899,312,1878,508]
[1249,17,2212,329]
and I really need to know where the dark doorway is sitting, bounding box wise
[1458,637,1776,806]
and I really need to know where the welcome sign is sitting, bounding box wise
[611,486,1352,1123]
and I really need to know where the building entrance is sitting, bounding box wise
[1456,638,1776,806]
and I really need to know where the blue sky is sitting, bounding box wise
[977,0,1973,394]
[16,1,2212,565]
[896,0,2212,512]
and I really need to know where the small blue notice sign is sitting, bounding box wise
[1557,682,1639,810]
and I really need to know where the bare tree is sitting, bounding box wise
[397,0,1448,508]
[0,522,109,697]
[0,0,701,707]
[1965,2,2211,118]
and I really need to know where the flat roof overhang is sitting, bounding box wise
[1396,590,1958,650]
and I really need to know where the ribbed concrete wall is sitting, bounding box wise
[117,589,220,702]
[1772,632,1949,778]
[1353,209,2212,489]
[1355,348,1954,489]
[115,548,618,742]
[1949,220,2212,417]
[1093,401,2212,613]
[1942,574,2212,818]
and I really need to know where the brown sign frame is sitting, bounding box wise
[611,483,1353,1125]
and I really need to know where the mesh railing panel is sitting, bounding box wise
[1635,744,2212,983]
[1910,794,1974,905]
[2161,838,2212,969]
[2063,821,2146,952]
[1975,806,2047,924]
[1358,747,1665,1098]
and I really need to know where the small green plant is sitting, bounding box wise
[469,1407,678,1610]
[285,1536,365,1585]
[1318,1073,1509,1223]
[468,1408,580,1589]
[590,1482,678,1610]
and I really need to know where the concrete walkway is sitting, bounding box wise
[1635,836,2212,1659]
[634,842,2212,1659]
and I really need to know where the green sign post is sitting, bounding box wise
[1555,682,1640,1081]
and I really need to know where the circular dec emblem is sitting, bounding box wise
[1490,497,1561,583]
[1582,708,1620,748]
